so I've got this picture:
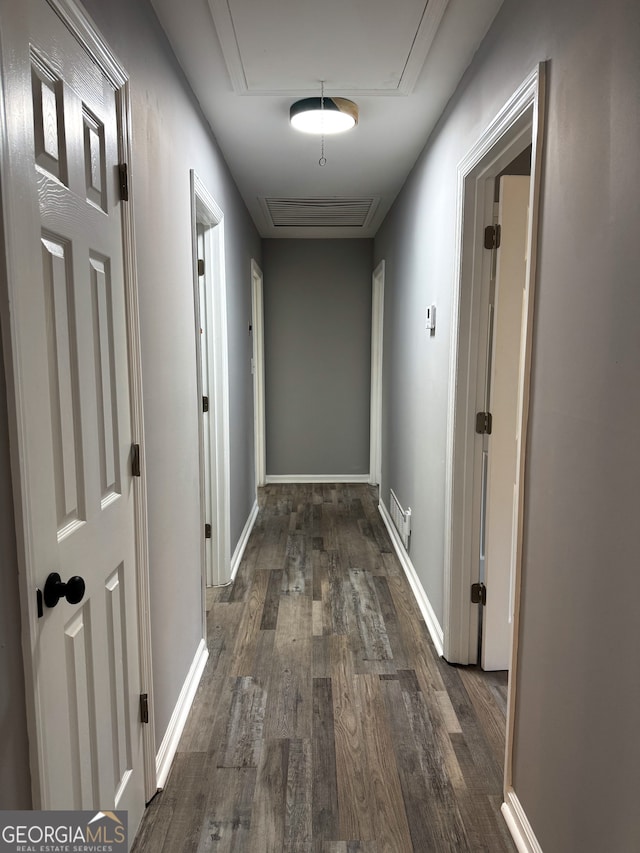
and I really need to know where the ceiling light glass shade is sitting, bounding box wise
[290,97,358,134]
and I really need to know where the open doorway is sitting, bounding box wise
[251,259,266,490]
[477,160,531,671]
[369,260,385,487]
[443,65,547,818]
[190,172,231,593]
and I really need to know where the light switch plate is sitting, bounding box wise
[426,304,436,332]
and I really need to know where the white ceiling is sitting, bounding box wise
[150,0,504,238]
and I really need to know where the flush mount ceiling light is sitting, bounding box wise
[290,83,359,167]
[290,96,359,135]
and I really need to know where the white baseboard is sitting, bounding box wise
[502,789,543,853]
[378,498,444,657]
[229,499,259,581]
[265,474,371,484]
[155,638,209,789]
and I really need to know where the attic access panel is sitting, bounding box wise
[207,0,450,94]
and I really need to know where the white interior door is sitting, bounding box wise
[482,175,530,671]
[0,0,146,825]
[197,226,217,587]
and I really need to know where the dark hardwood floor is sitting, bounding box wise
[132,484,515,853]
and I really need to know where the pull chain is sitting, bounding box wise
[319,81,327,166]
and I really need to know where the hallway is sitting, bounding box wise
[132,484,515,852]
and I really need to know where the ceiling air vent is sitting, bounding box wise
[262,197,378,228]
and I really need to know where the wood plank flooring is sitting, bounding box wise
[132,484,515,853]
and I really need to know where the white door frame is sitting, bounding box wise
[369,260,385,486]
[251,259,266,490]
[0,0,156,804]
[442,63,546,792]
[190,171,231,587]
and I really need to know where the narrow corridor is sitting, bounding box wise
[132,484,514,852]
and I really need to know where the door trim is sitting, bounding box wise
[116,27,156,807]
[369,260,385,487]
[251,259,266,490]
[0,0,155,803]
[442,63,546,793]
[190,171,231,586]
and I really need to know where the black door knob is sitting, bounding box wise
[43,572,86,609]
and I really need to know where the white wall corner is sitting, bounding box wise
[155,639,209,789]
[378,498,444,657]
[502,789,544,853]
[229,499,259,581]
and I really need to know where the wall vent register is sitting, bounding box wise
[390,488,412,550]
[261,196,379,228]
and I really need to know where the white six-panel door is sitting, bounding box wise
[0,0,146,827]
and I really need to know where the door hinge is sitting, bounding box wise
[475,411,493,435]
[484,223,501,250]
[131,443,141,477]
[205,523,212,540]
[140,693,149,724]
[202,396,209,413]
[198,258,205,277]
[118,163,129,202]
[471,582,487,606]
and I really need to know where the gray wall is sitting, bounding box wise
[263,239,373,477]
[0,326,31,808]
[374,0,640,850]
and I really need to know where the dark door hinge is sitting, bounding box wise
[202,396,209,413]
[471,582,487,606]
[475,411,493,435]
[140,693,149,724]
[198,258,205,277]
[131,443,141,477]
[118,163,129,202]
[205,523,212,540]
[484,223,501,250]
